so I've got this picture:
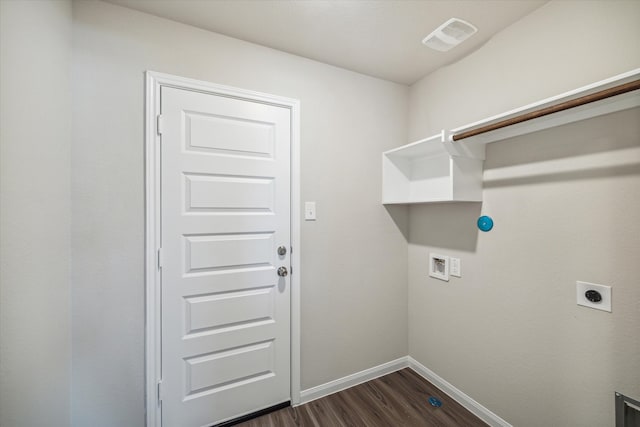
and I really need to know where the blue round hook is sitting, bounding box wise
[477,215,494,232]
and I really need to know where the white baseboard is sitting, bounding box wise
[407,356,512,427]
[298,357,408,404]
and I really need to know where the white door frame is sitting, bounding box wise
[144,71,301,427]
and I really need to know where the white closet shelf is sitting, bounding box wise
[382,68,640,205]
[451,68,640,145]
[382,131,484,204]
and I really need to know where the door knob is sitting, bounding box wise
[277,266,288,277]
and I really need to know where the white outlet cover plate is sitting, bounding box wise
[450,257,461,277]
[576,281,611,312]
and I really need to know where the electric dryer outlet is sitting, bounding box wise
[576,281,611,312]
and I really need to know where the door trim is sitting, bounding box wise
[144,71,301,427]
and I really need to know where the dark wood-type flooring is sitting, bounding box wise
[235,368,488,427]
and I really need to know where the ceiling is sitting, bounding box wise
[104,0,547,85]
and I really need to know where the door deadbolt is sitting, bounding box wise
[277,246,287,256]
[277,266,288,277]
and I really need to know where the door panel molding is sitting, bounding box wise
[145,71,301,427]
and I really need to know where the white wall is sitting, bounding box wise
[71,1,408,425]
[0,1,72,426]
[407,1,640,426]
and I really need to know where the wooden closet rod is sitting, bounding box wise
[452,79,640,142]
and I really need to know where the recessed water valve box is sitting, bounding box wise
[429,253,449,282]
[576,281,611,312]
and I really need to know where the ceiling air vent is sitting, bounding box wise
[422,18,477,52]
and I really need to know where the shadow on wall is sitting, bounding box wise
[483,107,640,188]
[408,202,482,251]
[384,204,410,241]
[406,107,640,251]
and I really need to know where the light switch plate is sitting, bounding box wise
[304,201,316,221]
[576,281,611,312]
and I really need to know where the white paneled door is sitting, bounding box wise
[160,86,291,426]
